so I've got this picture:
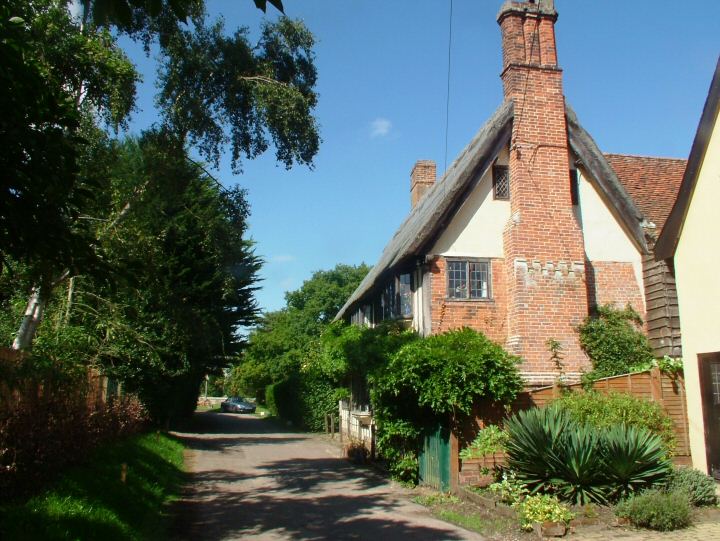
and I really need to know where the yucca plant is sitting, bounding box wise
[602,425,672,500]
[548,425,610,504]
[505,406,572,493]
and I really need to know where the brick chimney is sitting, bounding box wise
[498,0,590,379]
[410,160,436,208]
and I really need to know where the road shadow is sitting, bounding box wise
[255,456,387,493]
[172,491,471,540]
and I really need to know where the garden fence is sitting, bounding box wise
[457,367,691,486]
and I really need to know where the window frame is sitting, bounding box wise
[445,258,492,301]
[493,164,510,201]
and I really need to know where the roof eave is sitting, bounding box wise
[655,57,720,261]
[566,104,649,254]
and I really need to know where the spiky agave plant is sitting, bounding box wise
[504,406,571,493]
[547,425,610,504]
[602,424,672,501]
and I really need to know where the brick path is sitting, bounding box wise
[570,520,720,541]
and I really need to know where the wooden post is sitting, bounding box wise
[330,415,335,439]
[650,366,662,402]
[324,414,329,434]
[450,416,460,492]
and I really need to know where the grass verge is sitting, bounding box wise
[0,432,185,541]
[413,488,523,539]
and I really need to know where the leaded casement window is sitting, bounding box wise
[377,273,414,321]
[381,280,396,320]
[447,260,491,300]
[398,273,413,318]
[493,165,510,200]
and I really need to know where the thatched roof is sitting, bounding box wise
[335,102,648,320]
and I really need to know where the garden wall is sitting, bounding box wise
[457,367,691,486]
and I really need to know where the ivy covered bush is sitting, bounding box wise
[551,391,676,453]
[320,324,523,483]
[578,304,654,381]
[378,328,523,415]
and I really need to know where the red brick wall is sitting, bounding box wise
[586,261,645,320]
[428,257,508,344]
[410,160,436,209]
[499,4,589,375]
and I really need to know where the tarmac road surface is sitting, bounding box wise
[170,410,483,540]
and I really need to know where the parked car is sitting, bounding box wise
[220,396,256,414]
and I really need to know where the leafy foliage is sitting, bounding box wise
[578,304,654,380]
[505,406,672,505]
[552,391,676,453]
[666,467,718,506]
[615,490,691,531]
[378,328,523,417]
[459,425,509,460]
[232,264,370,429]
[518,494,574,531]
[0,354,148,501]
[359,327,521,483]
[158,17,320,172]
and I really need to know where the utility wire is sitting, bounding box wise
[443,0,454,173]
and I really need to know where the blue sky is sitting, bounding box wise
[121,1,719,314]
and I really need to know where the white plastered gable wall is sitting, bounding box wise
[575,161,646,312]
[673,114,720,474]
[430,146,511,259]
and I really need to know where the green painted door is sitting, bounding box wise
[419,423,451,491]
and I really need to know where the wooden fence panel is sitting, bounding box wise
[457,367,692,484]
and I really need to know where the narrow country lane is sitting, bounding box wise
[170,411,484,540]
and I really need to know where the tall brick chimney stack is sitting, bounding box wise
[410,160,436,208]
[498,0,590,381]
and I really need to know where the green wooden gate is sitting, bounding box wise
[418,423,451,491]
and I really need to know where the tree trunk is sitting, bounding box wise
[12,288,45,350]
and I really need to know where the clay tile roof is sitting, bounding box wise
[604,154,687,235]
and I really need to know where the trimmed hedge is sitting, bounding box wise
[265,370,337,431]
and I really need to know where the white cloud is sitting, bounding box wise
[271,254,295,263]
[370,117,392,138]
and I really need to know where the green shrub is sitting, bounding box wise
[578,304,654,379]
[460,425,509,460]
[370,327,522,484]
[666,467,718,506]
[552,391,676,452]
[615,490,691,531]
[505,407,671,504]
[518,494,574,531]
[382,327,523,416]
[264,371,336,431]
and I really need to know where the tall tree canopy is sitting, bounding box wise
[228,263,369,402]
[0,0,321,421]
